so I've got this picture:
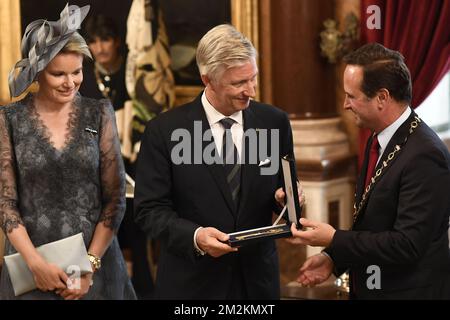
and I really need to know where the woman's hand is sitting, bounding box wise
[56,273,93,300]
[28,257,68,292]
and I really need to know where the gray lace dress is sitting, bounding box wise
[0,93,136,300]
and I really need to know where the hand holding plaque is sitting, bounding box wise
[227,155,303,247]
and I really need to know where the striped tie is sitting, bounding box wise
[220,118,241,205]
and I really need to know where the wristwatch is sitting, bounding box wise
[88,253,101,272]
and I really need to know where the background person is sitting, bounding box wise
[80,13,154,299]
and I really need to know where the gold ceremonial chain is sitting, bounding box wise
[235,227,286,241]
[353,116,422,222]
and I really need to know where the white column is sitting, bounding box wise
[291,117,355,258]
[302,178,354,257]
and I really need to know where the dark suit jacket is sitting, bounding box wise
[134,94,294,299]
[325,111,450,299]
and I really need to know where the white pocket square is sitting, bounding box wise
[258,158,271,167]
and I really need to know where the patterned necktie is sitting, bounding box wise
[220,118,241,205]
[364,135,380,189]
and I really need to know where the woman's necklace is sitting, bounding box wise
[94,57,122,102]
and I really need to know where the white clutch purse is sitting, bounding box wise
[3,233,93,296]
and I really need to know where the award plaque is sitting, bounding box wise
[227,155,302,247]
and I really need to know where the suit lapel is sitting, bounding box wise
[187,95,236,216]
[378,112,417,164]
[355,111,418,218]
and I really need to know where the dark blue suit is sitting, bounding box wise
[326,111,450,299]
[134,94,294,299]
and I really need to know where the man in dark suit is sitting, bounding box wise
[290,43,450,299]
[134,24,296,299]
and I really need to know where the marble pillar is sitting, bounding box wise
[259,0,359,286]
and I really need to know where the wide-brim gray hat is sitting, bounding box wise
[8,3,90,97]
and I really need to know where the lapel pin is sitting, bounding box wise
[85,127,98,135]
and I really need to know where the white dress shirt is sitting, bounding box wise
[201,90,244,159]
[193,90,245,255]
[376,107,412,165]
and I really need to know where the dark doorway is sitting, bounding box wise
[20,0,132,52]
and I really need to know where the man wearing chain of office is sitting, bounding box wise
[289,43,450,300]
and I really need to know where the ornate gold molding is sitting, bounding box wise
[231,0,259,54]
[231,0,260,100]
[319,12,359,64]
[0,0,21,105]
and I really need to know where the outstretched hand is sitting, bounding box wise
[297,253,334,287]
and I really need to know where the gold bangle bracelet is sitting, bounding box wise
[87,252,101,272]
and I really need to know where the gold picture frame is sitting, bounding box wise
[175,0,260,105]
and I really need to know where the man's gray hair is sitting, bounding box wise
[196,24,257,80]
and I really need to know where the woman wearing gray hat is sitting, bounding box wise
[0,4,136,300]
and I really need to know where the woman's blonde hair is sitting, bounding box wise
[61,32,92,60]
[196,24,256,81]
